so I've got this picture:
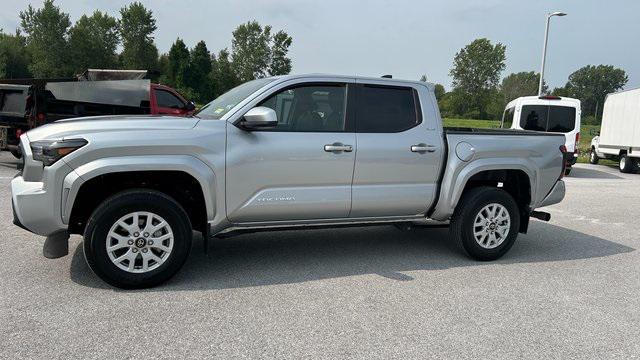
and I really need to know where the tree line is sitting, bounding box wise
[0,0,292,103]
[0,1,630,124]
[424,38,628,124]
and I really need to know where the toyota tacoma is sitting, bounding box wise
[11,74,567,288]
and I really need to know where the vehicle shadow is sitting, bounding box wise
[69,221,635,291]
[570,166,623,179]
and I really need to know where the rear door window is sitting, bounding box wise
[547,106,576,132]
[520,105,575,133]
[355,85,419,133]
[520,105,549,132]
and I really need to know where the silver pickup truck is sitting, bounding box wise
[11,74,567,288]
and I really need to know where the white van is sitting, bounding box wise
[590,88,640,173]
[501,96,581,175]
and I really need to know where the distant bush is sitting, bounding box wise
[582,115,599,125]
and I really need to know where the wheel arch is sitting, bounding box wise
[430,159,536,230]
[63,155,218,235]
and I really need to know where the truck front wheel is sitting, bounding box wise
[83,190,193,289]
[589,148,599,164]
[450,187,520,261]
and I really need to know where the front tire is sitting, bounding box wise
[83,190,192,289]
[450,187,520,261]
[589,149,599,164]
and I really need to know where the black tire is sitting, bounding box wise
[564,167,572,176]
[83,190,192,289]
[450,187,520,261]
[619,154,634,173]
[589,148,599,164]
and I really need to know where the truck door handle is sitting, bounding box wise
[324,143,353,152]
[411,144,436,153]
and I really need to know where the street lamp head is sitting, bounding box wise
[550,11,567,17]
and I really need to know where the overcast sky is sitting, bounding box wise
[1,0,638,90]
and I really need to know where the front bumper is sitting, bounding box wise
[11,175,67,236]
[539,180,566,208]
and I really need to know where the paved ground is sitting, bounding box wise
[0,152,638,359]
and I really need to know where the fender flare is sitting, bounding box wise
[429,157,537,221]
[61,155,218,224]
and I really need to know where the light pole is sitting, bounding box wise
[538,11,567,96]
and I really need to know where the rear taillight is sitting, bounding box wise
[574,133,580,154]
[559,145,568,178]
[15,129,22,138]
[37,113,45,122]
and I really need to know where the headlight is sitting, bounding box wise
[30,139,88,166]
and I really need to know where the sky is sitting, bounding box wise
[1,0,638,91]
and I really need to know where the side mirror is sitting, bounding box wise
[239,106,278,130]
[185,101,196,111]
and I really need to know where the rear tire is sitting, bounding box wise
[564,167,572,176]
[589,148,599,164]
[619,154,635,173]
[450,187,520,261]
[83,190,192,289]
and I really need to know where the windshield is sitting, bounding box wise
[196,78,275,119]
[520,105,576,133]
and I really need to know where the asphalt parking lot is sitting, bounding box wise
[0,151,638,359]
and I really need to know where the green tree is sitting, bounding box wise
[563,65,628,118]
[211,48,238,97]
[119,2,158,70]
[189,41,213,102]
[68,11,119,73]
[449,38,506,119]
[501,71,546,103]
[19,0,71,77]
[231,21,272,82]
[230,21,293,82]
[269,30,292,76]
[0,30,31,78]
[434,84,446,102]
[167,38,190,88]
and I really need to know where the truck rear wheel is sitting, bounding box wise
[83,190,192,289]
[619,154,636,173]
[450,187,520,261]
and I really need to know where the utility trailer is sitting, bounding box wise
[590,88,640,173]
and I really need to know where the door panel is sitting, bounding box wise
[226,129,355,222]
[351,127,442,217]
[350,83,443,217]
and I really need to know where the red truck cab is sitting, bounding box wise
[150,84,195,116]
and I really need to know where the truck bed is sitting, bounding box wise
[444,127,566,137]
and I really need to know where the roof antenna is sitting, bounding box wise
[381,74,392,79]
